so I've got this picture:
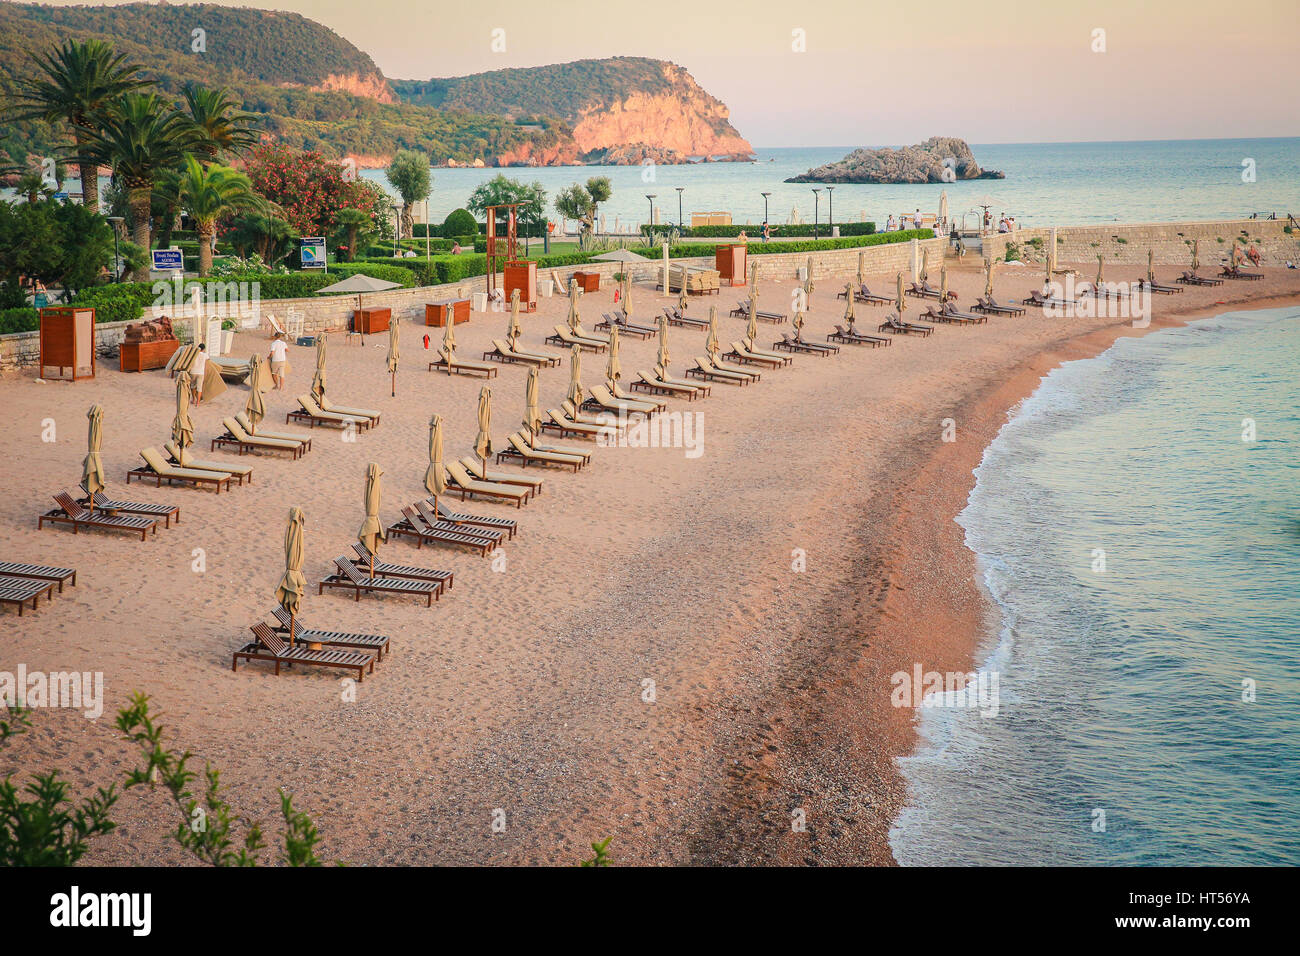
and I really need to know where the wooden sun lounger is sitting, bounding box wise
[687,356,752,385]
[727,341,791,368]
[320,556,446,605]
[664,307,708,329]
[610,381,667,411]
[730,301,787,323]
[458,458,546,493]
[319,397,380,424]
[939,304,986,323]
[164,442,252,486]
[234,622,374,680]
[542,407,606,439]
[289,395,372,431]
[908,282,944,299]
[128,448,233,493]
[78,487,180,527]
[1019,291,1076,309]
[838,283,891,305]
[582,383,660,416]
[632,370,705,400]
[444,462,532,507]
[235,413,312,451]
[1136,278,1184,295]
[596,314,654,340]
[483,340,562,368]
[774,333,839,356]
[350,543,453,593]
[270,604,393,660]
[40,492,158,540]
[214,418,306,459]
[1220,265,1263,280]
[498,433,584,472]
[828,325,890,348]
[429,349,499,377]
[545,326,608,352]
[973,296,1026,316]
[387,507,496,556]
[879,315,934,336]
[0,561,76,592]
[423,498,516,539]
[1177,271,1223,287]
[0,574,58,615]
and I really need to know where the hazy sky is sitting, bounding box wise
[40,0,1300,146]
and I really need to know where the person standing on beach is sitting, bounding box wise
[762,221,771,244]
[191,343,207,405]
[269,332,289,391]
[887,214,896,231]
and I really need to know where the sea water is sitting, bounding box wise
[889,306,1300,866]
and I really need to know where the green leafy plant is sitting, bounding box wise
[442,208,478,239]
[579,836,612,867]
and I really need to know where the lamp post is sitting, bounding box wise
[812,188,822,240]
[675,187,685,228]
[826,185,835,234]
[761,191,771,226]
[645,194,656,229]
[423,200,430,259]
[106,215,124,282]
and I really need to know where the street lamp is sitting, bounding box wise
[675,186,685,228]
[106,215,124,282]
[826,185,835,234]
[761,191,771,226]
[812,188,822,240]
[645,194,657,229]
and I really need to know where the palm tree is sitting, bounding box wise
[176,155,263,276]
[228,212,298,267]
[180,84,260,162]
[332,208,376,262]
[81,93,192,280]
[7,39,146,214]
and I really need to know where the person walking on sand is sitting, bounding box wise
[191,343,207,405]
[269,332,289,391]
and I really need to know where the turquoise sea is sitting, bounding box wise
[889,306,1300,866]
[365,137,1300,231]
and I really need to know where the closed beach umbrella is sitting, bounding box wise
[793,308,805,342]
[507,290,522,347]
[567,279,580,332]
[804,255,815,294]
[856,251,865,287]
[248,351,269,393]
[938,190,949,228]
[1192,239,1200,272]
[523,366,541,444]
[678,286,688,312]
[1043,250,1052,292]
[940,266,950,305]
[920,249,929,284]
[706,305,720,356]
[244,364,266,434]
[425,414,447,511]
[606,324,622,389]
[984,258,994,299]
[173,370,194,457]
[748,261,758,300]
[843,282,857,330]
[621,274,632,317]
[276,507,307,643]
[1095,254,1104,289]
[1148,249,1155,284]
[474,385,493,479]
[441,317,456,374]
[357,462,385,577]
[311,336,327,404]
[896,272,906,318]
[387,316,400,397]
[82,403,105,510]
[656,314,671,376]
[1049,233,1059,275]
[746,298,758,345]
[567,345,584,408]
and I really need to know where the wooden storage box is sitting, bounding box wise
[425,299,471,327]
[715,244,747,286]
[504,261,537,311]
[120,339,180,372]
[573,271,601,292]
[354,307,390,334]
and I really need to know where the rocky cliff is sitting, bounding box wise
[787,137,1005,184]
[308,72,394,104]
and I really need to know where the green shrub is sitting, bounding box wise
[326,262,417,287]
[435,254,489,284]
[442,208,478,238]
[0,307,40,335]
[640,229,931,260]
[641,222,875,239]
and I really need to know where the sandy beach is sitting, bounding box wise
[3,258,1297,866]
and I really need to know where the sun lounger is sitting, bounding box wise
[289,395,371,430]
[973,296,1026,316]
[0,574,58,615]
[270,604,393,660]
[687,355,752,385]
[545,326,608,352]
[233,622,374,680]
[878,314,934,336]
[235,412,313,451]
[320,556,448,604]
[940,303,986,323]
[428,348,499,377]
[210,355,251,383]
[128,448,234,493]
[706,352,762,380]
[1177,270,1223,287]
[163,441,252,485]
[827,324,890,348]
[213,417,306,459]
[483,339,562,368]
[0,562,76,592]
[1019,291,1076,309]
[726,341,791,368]
[838,283,891,306]
[664,307,708,330]
[39,492,158,540]
[349,543,453,593]
[388,506,497,554]
[560,399,612,427]
[582,383,660,416]
[423,498,516,539]
[775,333,838,356]
[632,369,706,400]
[498,432,585,472]
[542,407,606,439]
[730,300,787,323]
[459,457,547,492]
[908,281,944,299]
[77,486,180,527]
[610,380,667,412]
[595,313,655,339]
[1136,278,1183,295]
[1220,265,1262,280]
[444,461,532,507]
[320,395,381,425]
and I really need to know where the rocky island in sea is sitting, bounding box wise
[786,136,1005,184]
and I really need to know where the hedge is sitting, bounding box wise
[639,229,933,260]
[642,222,877,239]
[325,262,417,288]
[0,307,40,335]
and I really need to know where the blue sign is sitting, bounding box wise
[151,248,184,272]
[53,191,68,200]
[300,237,327,270]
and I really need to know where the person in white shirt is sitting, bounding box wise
[191,343,207,404]
[269,333,288,391]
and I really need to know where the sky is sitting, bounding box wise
[37,0,1300,146]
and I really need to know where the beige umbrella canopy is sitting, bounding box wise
[938,189,949,227]
[1192,239,1200,272]
[792,308,805,342]
[940,266,951,305]
[656,314,671,376]
[984,257,994,299]
[1043,249,1052,292]
[311,336,327,404]
[896,272,906,318]
[843,282,857,330]
[425,414,447,509]
[920,249,929,284]
[523,366,541,444]
[856,251,865,287]
[804,255,815,295]
[1095,254,1104,289]
[82,403,105,510]
[748,260,758,300]
[387,316,400,397]
[507,290,522,347]
[1147,249,1155,284]
[677,286,688,313]
[276,507,307,643]
[440,315,456,374]
[244,362,266,434]
[357,462,385,576]
[247,351,269,394]
[567,345,584,408]
[474,385,493,478]
[566,279,580,332]
[173,370,194,457]
[606,324,622,389]
[620,274,632,317]
[706,305,721,356]
[746,298,759,345]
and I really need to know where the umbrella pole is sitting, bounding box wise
[289,609,296,646]
[391,369,396,397]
